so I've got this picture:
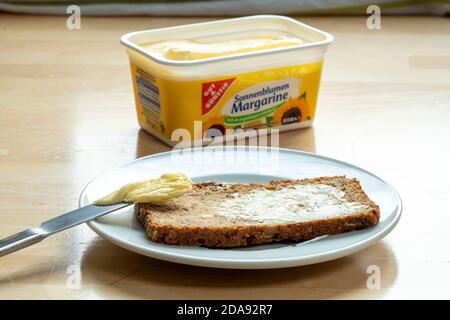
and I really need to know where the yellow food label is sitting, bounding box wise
[129,58,323,143]
[94,172,192,205]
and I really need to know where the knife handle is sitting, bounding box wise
[0,228,46,257]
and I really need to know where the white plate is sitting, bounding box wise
[80,146,401,269]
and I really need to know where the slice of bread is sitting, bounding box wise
[135,176,380,248]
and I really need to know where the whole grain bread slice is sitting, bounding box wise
[135,176,380,248]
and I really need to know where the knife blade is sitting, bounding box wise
[0,203,132,257]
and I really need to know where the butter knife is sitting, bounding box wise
[0,203,131,257]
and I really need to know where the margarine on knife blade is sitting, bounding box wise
[142,36,303,61]
[94,173,192,205]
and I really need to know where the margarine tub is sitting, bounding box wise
[121,15,333,146]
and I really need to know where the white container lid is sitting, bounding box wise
[121,15,334,67]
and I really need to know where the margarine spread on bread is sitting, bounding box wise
[142,36,303,61]
[94,172,192,205]
[216,184,369,224]
[121,16,333,146]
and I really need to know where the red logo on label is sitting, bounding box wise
[202,78,236,115]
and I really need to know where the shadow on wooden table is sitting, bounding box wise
[135,126,317,158]
[79,236,398,299]
[135,129,172,158]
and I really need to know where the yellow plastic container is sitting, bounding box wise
[121,15,333,146]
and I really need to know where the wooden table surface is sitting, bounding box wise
[0,14,449,300]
